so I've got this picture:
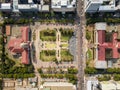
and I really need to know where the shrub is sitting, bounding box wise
[86,30,91,40]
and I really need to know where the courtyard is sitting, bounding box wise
[33,24,77,68]
[39,28,73,62]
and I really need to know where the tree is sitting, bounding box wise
[86,30,91,40]
[98,75,111,81]
[107,68,120,74]
[38,68,43,74]
[113,74,120,81]
[85,67,97,74]
[0,36,3,44]
[0,79,2,90]
[68,68,78,74]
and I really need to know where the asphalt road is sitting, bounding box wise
[76,0,86,90]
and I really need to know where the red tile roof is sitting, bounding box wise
[21,27,29,42]
[98,30,105,44]
[6,25,11,36]
[97,30,120,61]
[8,38,24,53]
[21,50,29,64]
[98,46,105,60]
[7,26,30,64]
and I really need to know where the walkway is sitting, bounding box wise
[56,29,61,61]
[30,23,77,86]
[34,24,75,68]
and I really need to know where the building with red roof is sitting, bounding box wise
[6,25,11,36]
[8,26,30,64]
[95,23,120,69]
[22,50,29,64]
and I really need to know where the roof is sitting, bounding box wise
[98,30,105,44]
[87,81,92,90]
[21,50,29,64]
[43,82,76,90]
[86,0,103,3]
[41,5,49,11]
[95,23,106,30]
[95,60,107,69]
[8,26,30,64]
[8,38,24,53]
[1,3,11,9]
[28,0,33,4]
[87,80,98,90]
[52,0,76,9]
[43,82,74,87]
[18,4,38,10]
[116,81,120,89]
[100,81,116,90]
[6,25,11,36]
[100,81,120,90]
[97,31,120,61]
[61,1,67,6]
[21,27,29,42]
[99,5,115,11]
[16,87,38,90]
[98,46,105,60]
[95,23,120,68]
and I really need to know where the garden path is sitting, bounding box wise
[56,29,61,61]
[32,23,77,69]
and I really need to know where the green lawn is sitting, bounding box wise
[32,32,36,41]
[40,50,57,61]
[45,43,56,49]
[86,30,91,41]
[60,28,74,42]
[87,49,93,60]
[61,49,73,61]
[40,29,56,41]
[61,36,71,42]
[61,43,69,48]
[86,49,94,67]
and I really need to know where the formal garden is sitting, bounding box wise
[40,50,57,61]
[38,27,77,84]
[39,28,74,62]
[45,42,56,49]
[60,28,74,42]
[61,49,73,61]
[40,29,56,41]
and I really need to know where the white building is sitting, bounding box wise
[85,0,120,13]
[94,22,107,69]
[41,82,76,90]
[87,80,99,90]
[51,0,76,12]
[0,3,12,11]
[85,0,103,12]
[98,81,120,90]
[0,0,49,12]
